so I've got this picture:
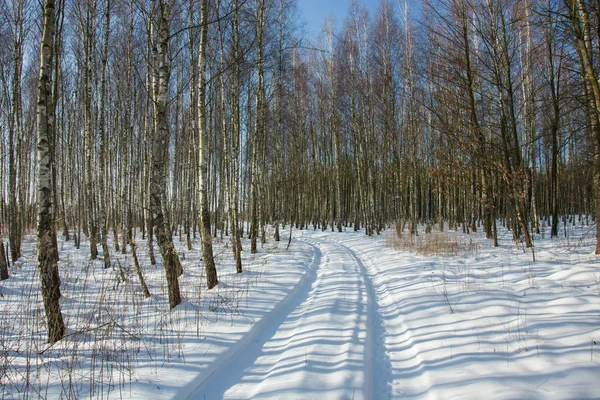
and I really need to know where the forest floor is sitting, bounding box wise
[1,221,599,399]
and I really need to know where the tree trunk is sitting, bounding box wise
[8,0,24,262]
[566,0,600,253]
[36,0,65,344]
[250,0,267,254]
[98,0,111,268]
[151,0,182,309]
[198,0,218,288]
[546,33,563,238]
[231,0,243,272]
[131,240,150,298]
[145,17,157,266]
[83,0,98,260]
[0,241,8,280]
[186,0,197,252]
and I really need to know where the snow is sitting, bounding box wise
[1,222,599,399]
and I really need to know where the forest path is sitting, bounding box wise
[183,233,392,399]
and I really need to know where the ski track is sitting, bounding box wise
[311,234,395,399]
[327,234,436,399]
[177,243,322,399]
[181,234,392,399]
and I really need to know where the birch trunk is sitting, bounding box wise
[8,0,24,262]
[216,3,233,253]
[98,0,111,268]
[83,0,98,260]
[250,0,267,253]
[521,0,539,235]
[151,1,182,308]
[37,0,65,344]
[198,0,218,288]
[186,0,197,251]
[145,18,156,265]
[231,0,243,272]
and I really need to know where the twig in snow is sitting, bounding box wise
[536,378,549,389]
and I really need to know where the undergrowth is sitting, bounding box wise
[0,232,277,399]
[385,226,479,257]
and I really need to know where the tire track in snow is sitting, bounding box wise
[178,242,322,399]
[183,234,388,399]
[239,238,372,399]
[332,234,436,399]
[310,235,394,399]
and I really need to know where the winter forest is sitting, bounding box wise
[1,0,600,398]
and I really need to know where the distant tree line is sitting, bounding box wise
[0,0,598,343]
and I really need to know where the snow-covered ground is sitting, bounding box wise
[1,222,599,399]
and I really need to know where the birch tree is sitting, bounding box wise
[250,0,267,252]
[36,0,65,344]
[561,0,600,253]
[198,0,218,288]
[231,0,243,271]
[8,0,25,262]
[97,0,110,268]
[82,0,98,260]
[150,0,182,308]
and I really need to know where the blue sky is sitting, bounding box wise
[298,0,380,37]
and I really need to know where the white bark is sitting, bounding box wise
[198,0,218,288]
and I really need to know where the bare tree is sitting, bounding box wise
[230,0,243,272]
[561,0,600,253]
[249,0,267,252]
[8,0,25,262]
[81,0,98,260]
[539,2,566,238]
[97,0,111,268]
[36,0,65,344]
[198,0,218,288]
[150,0,182,308]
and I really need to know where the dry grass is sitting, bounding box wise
[385,227,479,257]
[0,231,278,399]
